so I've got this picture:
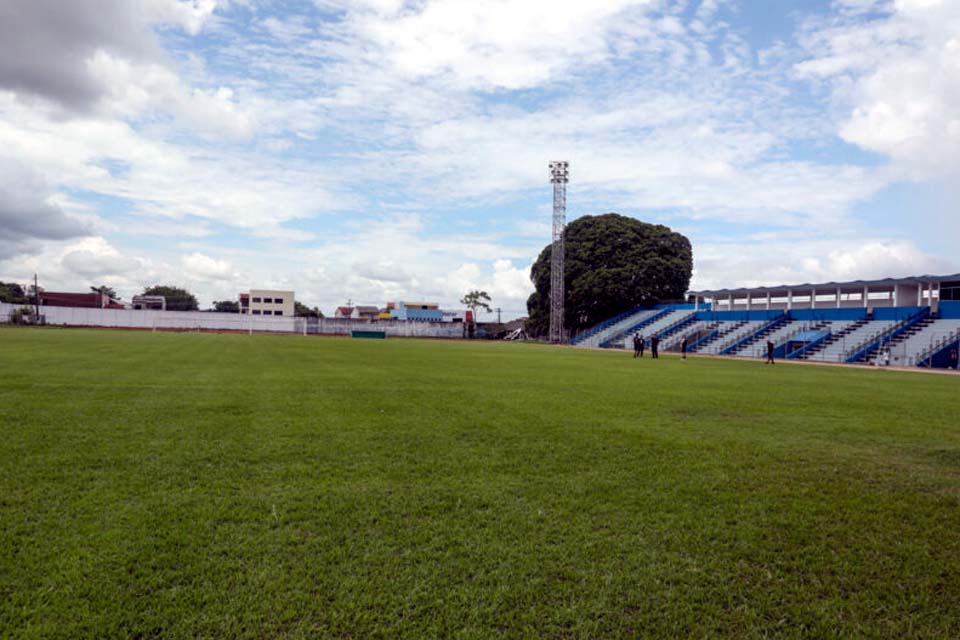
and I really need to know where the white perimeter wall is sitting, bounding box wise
[0,302,464,338]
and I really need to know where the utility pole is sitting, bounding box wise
[496,307,502,324]
[33,273,39,317]
[548,161,569,344]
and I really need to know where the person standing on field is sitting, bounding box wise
[632,333,641,358]
[950,348,958,371]
[651,334,660,359]
[638,333,645,358]
[766,340,775,365]
[681,336,688,360]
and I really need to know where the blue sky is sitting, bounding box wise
[1,0,958,318]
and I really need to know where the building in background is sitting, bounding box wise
[388,301,444,322]
[334,305,354,319]
[352,305,380,320]
[39,291,123,309]
[131,295,165,310]
[239,290,294,316]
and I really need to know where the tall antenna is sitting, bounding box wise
[548,161,568,344]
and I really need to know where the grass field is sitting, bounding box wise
[1,328,959,638]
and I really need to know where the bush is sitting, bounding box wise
[10,306,37,325]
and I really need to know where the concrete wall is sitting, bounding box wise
[0,302,464,338]
[939,301,960,319]
[790,308,868,321]
[695,310,784,322]
[874,306,925,321]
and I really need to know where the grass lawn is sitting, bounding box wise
[1,327,959,638]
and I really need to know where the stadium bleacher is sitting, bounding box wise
[799,320,894,363]
[695,321,767,355]
[605,309,696,349]
[572,307,662,348]
[574,273,960,370]
[876,318,960,367]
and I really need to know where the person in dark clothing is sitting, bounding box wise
[638,334,645,358]
[950,348,959,371]
[681,336,688,360]
[650,334,660,359]
[765,340,775,365]
[632,333,641,358]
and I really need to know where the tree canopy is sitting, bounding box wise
[526,213,692,337]
[143,285,199,311]
[460,290,492,321]
[212,300,239,313]
[295,302,323,318]
[0,282,28,304]
[90,285,118,299]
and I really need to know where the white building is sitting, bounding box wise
[239,290,294,317]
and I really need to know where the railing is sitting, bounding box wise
[846,308,930,364]
[786,331,833,360]
[690,321,745,352]
[712,324,762,353]
[915,330,960,367]
[743,321,819,358]
[654,314,698,343]
[599,309,671,348]
[688,329,719,351]
[723,315,788,356]
[571,304,647,345]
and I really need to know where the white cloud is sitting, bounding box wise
[0,93,344,230]
[181,252,235,280]
[62,250,141,278]
[797,0,960,180]
[0,158,90,258]
[261,15,313,42]
[145,0,220,36]
[89,50,254,139]
[692,237,956,291]
[339,0,660,91]
[0,0,221,110]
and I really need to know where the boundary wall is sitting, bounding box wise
[0,303,463,339]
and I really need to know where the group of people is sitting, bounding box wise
[631,333,690,360]
[631,331,777,364]
[632,333,658,358]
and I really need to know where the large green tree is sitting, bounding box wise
[143,285,199,312]
[526,213,693,338]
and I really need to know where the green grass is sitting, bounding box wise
[1,328,959,638]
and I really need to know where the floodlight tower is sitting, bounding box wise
[548,161,569,344]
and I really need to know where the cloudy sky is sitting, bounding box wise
[1,0,958,317]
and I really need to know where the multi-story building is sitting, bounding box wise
[239,290,294,317]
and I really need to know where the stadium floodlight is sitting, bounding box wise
[548,161,569,344]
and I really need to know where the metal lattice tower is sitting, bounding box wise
[549,161,569,344]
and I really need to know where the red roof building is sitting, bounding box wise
[39,291,123,309]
